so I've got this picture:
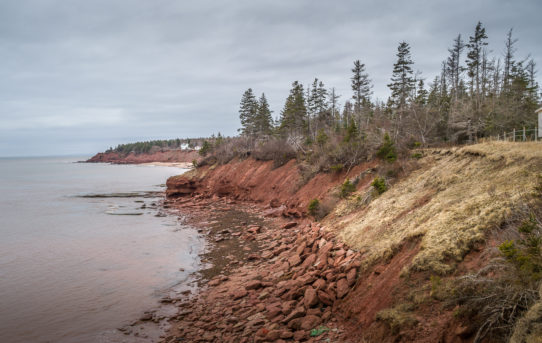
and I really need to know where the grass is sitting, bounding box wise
[335,141,542,275]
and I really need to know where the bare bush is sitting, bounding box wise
[252,138,297,168]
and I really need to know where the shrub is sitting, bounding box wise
[252,138,296,168]
[372,177,388,194]
[199,140,212,157]
[376,133,397,162]
[412,152,423,159]
[316,129,329,146]
[308,199,320,217]
[192,159,198,168]
[443,182,542,342]
[340,179,356,198]
[330,163,344,173]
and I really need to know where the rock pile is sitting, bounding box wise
[163,219,361,343]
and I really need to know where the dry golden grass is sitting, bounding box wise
[335,141,542,274]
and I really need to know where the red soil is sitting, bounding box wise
[163,157,484,342]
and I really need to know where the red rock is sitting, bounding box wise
[266,305,282,318]
[245,280,263,290]
[265,330,281,340]
[247,253,260,260]
[269,198,281,208]
[336,278,349,298]
[288,254,301,267]
[346,268,357,286]
[303,287,318,308]
[261,251,273,259]
[280,330,294,339]
[293,330,308,341]
[232,288,248,299]
[312,278,326,290]
[282,306,306,323]
[300,253,317,270]
[256,328,269,337]
[208,278,221,286]
[287,317,303,330]
[300,315,322,331]
[317,290,334,306]
[296,241,307,256]
[281,222,297,229]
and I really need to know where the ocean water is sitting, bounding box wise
[0,156,202,343]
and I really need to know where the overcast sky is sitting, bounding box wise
[0,0,540,157]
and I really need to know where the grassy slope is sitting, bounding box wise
[333,141,542,275]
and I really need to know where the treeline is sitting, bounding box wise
[107,138,201,155]
[234,21,539,158]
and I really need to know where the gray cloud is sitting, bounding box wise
[0,0,541,156]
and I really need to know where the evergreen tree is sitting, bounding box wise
[351,60,373,112]
[256,93,273,136]
[388,42,415,110]
[328,87,341,124]
[446,34,465,100]
[503,28,518,92]
[415,79,428,105]
[466,22,488,97]
[238,88,258,136]
[279,81,308,137]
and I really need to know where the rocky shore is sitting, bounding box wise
[158,194,362,343]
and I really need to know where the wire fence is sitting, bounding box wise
[493,127,541,142]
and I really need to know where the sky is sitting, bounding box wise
[0,0,541,157]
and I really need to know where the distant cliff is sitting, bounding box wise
[86,149,200,164]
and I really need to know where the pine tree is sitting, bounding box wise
[239,88,258,136]
[466,22,488,98]
[255,93,273,136]
[446,34,465,100]
[388,42,415,110]
[503,28,518,92]
[279,81,308,137]
[328,87,341,124]
[415,79,428,105]
[351,60,372,112]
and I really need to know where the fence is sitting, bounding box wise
[495,127,541,142]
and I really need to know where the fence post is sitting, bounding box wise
[513,129,515,142]
[504,132,506,141]
[523,127,526,141]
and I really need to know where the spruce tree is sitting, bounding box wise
[446,34,465,100]
[239,88,258,136]
[351,60,372,112]
[279,81,307,137]
[466,22,488,97]
[256,93,273,136]
[388,42,415,111]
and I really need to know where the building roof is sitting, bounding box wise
[537,107,542,114]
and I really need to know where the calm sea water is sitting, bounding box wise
[0,156,202,343]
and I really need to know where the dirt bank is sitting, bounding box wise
[160,142,542,342]
[86,149,200,164]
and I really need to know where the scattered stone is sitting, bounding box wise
[232,288,248,299]
[281,222,297,229]
[336,278,349,299]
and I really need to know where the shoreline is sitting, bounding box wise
[158,195,362,343]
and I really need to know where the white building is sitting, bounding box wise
[537,107,542,139]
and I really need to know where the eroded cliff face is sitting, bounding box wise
[86,149,200,164]
[166,158,377,217]
[164,142,542,342]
